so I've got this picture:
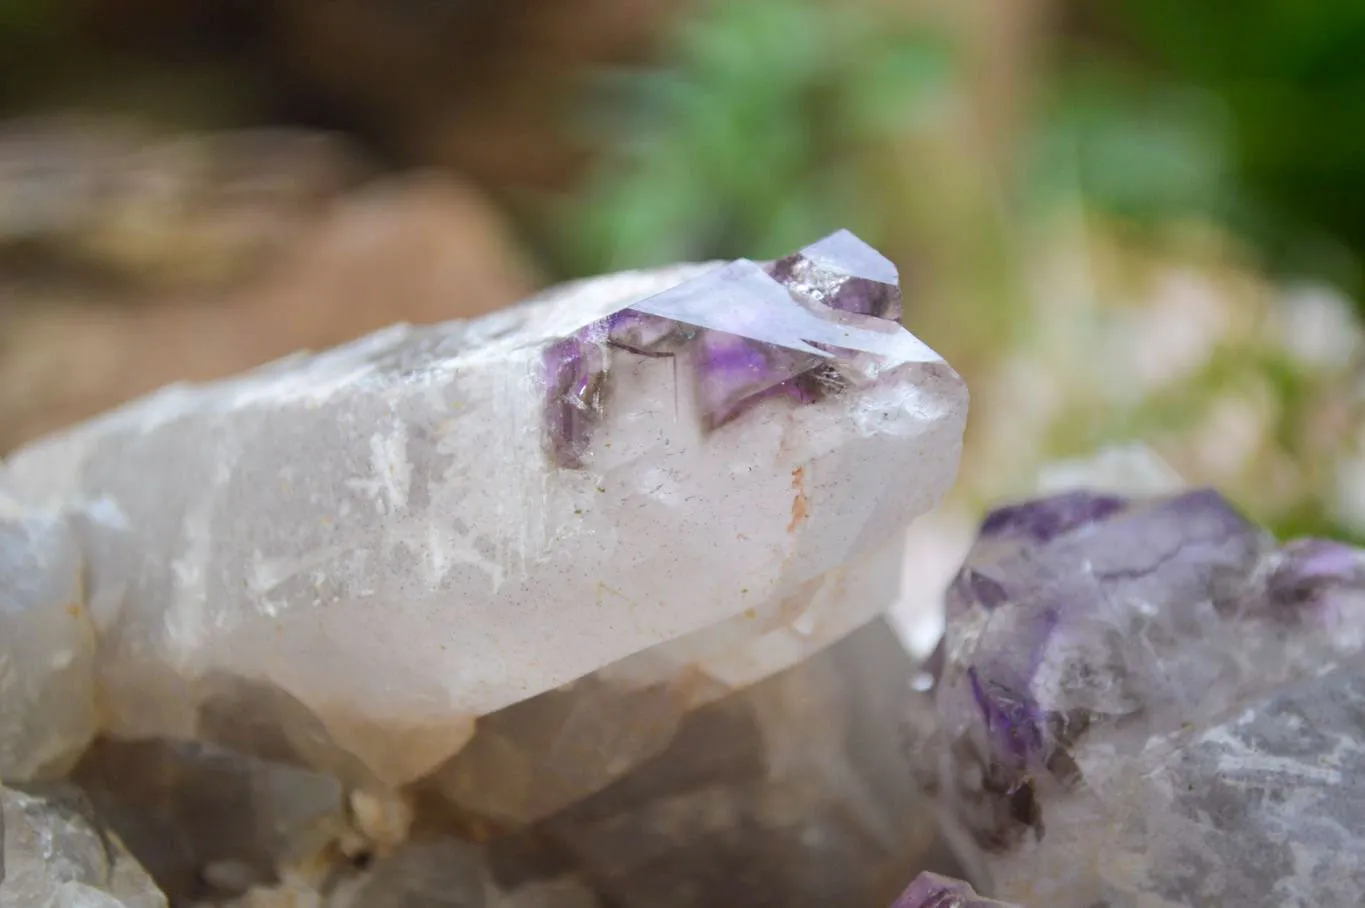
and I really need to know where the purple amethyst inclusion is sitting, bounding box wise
[543,230,906,468]
[890,871,1020,908]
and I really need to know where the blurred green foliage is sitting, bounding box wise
[559,0,958,277]
[1068,0,1365,302]
[563,0,1365,308]
[1026,76,1232,226]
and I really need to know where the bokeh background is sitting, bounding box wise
[3,0,1364,548]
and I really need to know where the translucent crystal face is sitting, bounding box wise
[542,229,921,467]
[932,488,1365,906]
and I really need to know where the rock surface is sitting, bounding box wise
[193,617,942,908]
[70,739,344,903]
[522,618,938,908]
[1,230,965,793]
[930,486,1365,907]
[0,782,168,907]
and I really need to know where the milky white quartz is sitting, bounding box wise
[3,253,966,787]
[0,485,97,781]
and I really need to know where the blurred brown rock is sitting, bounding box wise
[0,172,538,452]
[269,0,692,189]
[0,117,362,291]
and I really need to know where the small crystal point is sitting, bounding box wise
[801,228,900,286]
[890,871,1021,908]
[771,228,903,320]
[629,256,922,363]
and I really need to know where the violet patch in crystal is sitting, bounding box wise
[543,326,610,469]
[967,667,1047,771]
[978,490,1128,543]
[1263,538,1365,640]
[932,488,1272,850]
[542,230,936,468]
[1268,538,1365,603]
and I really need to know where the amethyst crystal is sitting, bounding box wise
[931,487,1365,907]
[890,872,1020,908]
[976,489,1127,543]
[769,228,904,320]
[542,231,924,467]
[543,326,611,468]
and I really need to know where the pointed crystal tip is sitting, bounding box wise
[543,230,930,468]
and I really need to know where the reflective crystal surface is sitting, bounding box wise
[932,487,1365,906]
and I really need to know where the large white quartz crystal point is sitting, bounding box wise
[3,232,967,787]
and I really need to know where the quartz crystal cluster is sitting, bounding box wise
[0,232,968,906]
[9,226,1365,908]
[10,226,1363,908]
[929,487,1365,907]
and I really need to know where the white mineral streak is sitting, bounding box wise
[3,263,966,787]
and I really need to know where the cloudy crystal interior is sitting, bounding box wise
[0,232,968,907]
